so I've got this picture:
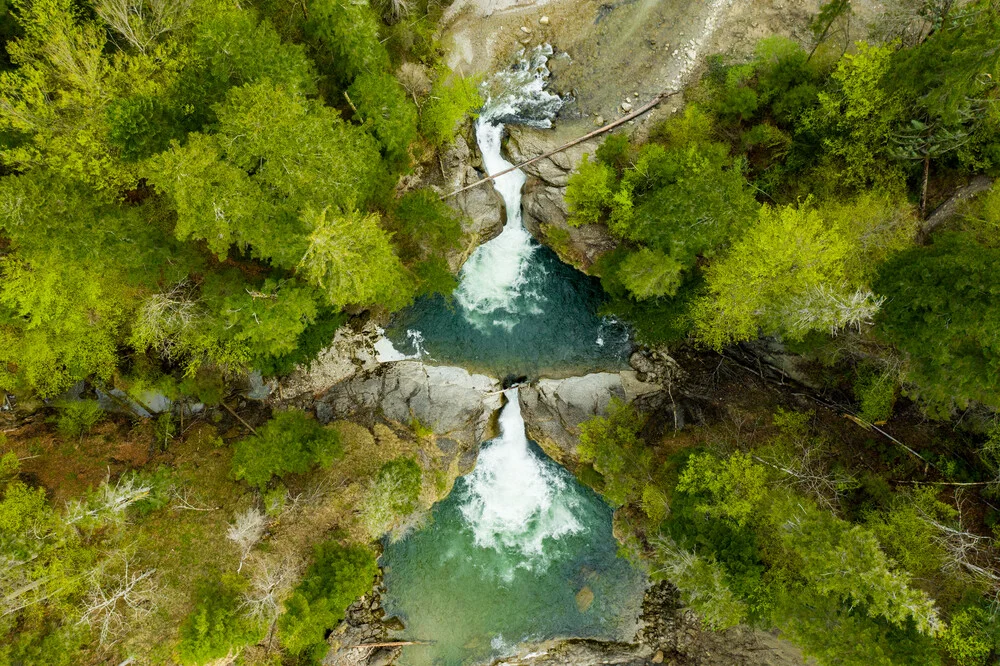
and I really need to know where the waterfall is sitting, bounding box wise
[459,389,583,569]
[453,46,564,330]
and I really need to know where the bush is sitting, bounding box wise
[853,366,897,424]
[278,542,378,656]
[51,399,104,437]
[178,579,263,665]
[360,457,422,537]
[231,410,342,489]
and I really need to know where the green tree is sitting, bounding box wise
[277,542,377,656]
[578,399,652,507]
[692,202,881,348]
[231,410,342,489]
[873,232,1000,412]
[419,72,482,146]
[178,579,263,665]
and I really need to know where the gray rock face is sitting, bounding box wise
[505,126,618,273]
[519,371,660,463]
[440,133,506,269]
[317,361,502,448]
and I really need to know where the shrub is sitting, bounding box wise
[853,366,897,424]
[360,457,422,537]
[277,542,378,656]
[51,399,104,437]
[178,579,263,665]
[231,410,342,489]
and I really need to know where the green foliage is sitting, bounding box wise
[297,207,413,310]
[420,73,482,146]
[349,71,419,167]
[50,399,104,437]
[178,578,263,665]
[231,410,342,489]
[941,602,1000,666]
[578,399,652,507]
[874,232,1000,412]
[278,541,378,656]
[692,202,855,348]
[305,0,390,88]
[676,452,768,527]
[360,457,423,537]
[565,154,616,226]
[615,248,684,300]
[854,366,897,424]
[652,537,747,629]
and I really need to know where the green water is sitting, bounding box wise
[385,244,632,379]
[380,393,646,666]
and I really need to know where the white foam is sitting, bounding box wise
[452,46,564,328]
[460,389,584,566]
[374,327,426,362]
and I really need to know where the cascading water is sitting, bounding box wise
[381,391,645,666]
[383,46,631,376]
[379,47,646,666]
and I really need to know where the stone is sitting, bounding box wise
[318,361,503,448]
[539,15,549,24]
[383,615,406,631]
[575,586,595,612]
[520,25,531,33]
[652,650,664,663]
[519,372,660,462]
[621,101,633,112]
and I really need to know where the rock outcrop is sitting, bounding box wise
[440,132,506,270]
[519,371,660,464]
[316,361,503,453]
[505,126,618,273]
[278,324,383,401]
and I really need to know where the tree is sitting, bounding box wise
[296,207,413,310]
[873,232,1000,412]
[419,72,483,147]
[231,411,342,490]
[675,452,769,527]
[692,202,880,348]
[277,542,377,656]
[651,536,747,629]
[178,579,263,665]
[578,399,653,507]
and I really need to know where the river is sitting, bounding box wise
[379,47,646,666]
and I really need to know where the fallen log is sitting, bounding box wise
[442,90,680,199]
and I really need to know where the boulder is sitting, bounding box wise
[519,371,660,463]
[440,133,506,270]
[505,126,618,274]
[278,324,381,401]
[317,361,503,448]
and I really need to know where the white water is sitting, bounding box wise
[453,50,587,567]
[460,389,583,568]
[453,46,564,329]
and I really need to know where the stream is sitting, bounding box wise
[379,47,646,666]
[383,48,631,379]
